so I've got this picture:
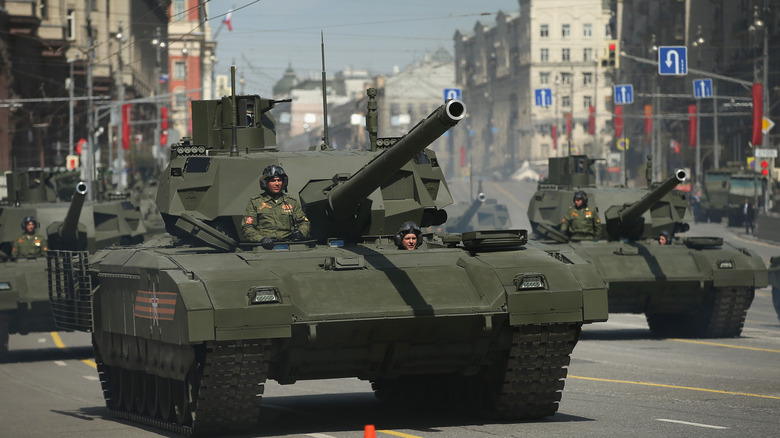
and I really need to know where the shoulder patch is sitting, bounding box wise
[244,216,254,225]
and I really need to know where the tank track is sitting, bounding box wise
[491,323,581,419]
[646,286,754,338]
[101,339,271,436]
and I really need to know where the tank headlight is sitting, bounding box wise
[717,260,734,269]
[514,273,547,291]
[0,282,11,290]
[249,286,280,304]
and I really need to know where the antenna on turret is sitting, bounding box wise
[229,65,239,157]
[320,31,330,149]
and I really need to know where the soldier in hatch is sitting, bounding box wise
[12,216,48,259]
[243,165,310,249]
[560,190,601,241]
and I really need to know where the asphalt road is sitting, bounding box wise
[1,177,778,438]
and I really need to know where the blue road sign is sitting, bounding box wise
[658,46,688,75]
[693,78,713,98]
[444,88,461,102]
[614,84,634,105]
[534,88,553,107]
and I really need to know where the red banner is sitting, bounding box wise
[614,106,623,138]
[122,103,131,150]
[160,107,169,147]
[551,124,558,149]
[644,104,653,140]
[688,104,697,147]
[588,105,595,135]
[752,83,763,146]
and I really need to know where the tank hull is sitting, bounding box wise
[49,240,607,435]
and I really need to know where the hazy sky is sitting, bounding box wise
[206,0,520,95]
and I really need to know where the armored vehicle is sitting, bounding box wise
[699,165,761,225]
[0,169,146,361]
[770,256,780,320]
[528,155,767,338]
[48,69,608,435]
[430,181,512,233]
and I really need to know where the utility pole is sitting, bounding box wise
[153,27,164,167]
[68,59,74,156]
[116,21,126,192]
[86,0,95,200]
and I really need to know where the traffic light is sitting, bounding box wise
[760,159,769,176]
[601,40,619,68]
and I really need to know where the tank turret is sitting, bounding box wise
[157,82,465,249]
[602,169,687,240]
[529,154,691,242]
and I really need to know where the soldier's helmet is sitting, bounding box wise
[394,221,422,249]
[21,215,37,230]
[260,165,289,192]
[573,190,588,207]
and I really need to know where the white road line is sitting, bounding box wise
[657,419,729,429]
[54,361,67,366]
[305,434,339,438]
[38,338,47,343]
[83,375,99,381]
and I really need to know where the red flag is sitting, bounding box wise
[223,11,233,31]
[76,138,86,155]
[752,83,763,146]
[644,104,653,140]
[122,103,131,150]
[588,105,595,135]
[688,104,697,147]
[566,112,572,139]
[551,124,558,149]
[614,106,623,138]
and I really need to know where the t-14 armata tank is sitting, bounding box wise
[528,154,767,338]
[48,67,607,436]
[0,171,146,361]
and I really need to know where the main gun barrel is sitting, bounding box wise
[327,100,466,220]
[618,169,686,225]
[58,181,88,244]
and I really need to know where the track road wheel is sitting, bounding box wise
[156,376,173,421]
[143,373,157,417]
[173,378,194,426]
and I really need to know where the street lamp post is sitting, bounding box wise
[115,22,127,191]
[182,46,189,134]
[692,26,705,187]
[152,27,166,167]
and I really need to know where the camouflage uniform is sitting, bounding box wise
[560,205,601,241]
[11,233,48,259]
[242,193,310,242]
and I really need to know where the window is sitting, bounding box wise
[562,96,571,107]
[562,48,570,62]
[173,0,186,22]
[174,88,187,108]
[540,24,549,38]
[174,61,186,79]
[66,9,76,40]
[39,0,48,19]
[583,72,593,86]
[540,72,550,84]
[583,96,592,108]
[583,24,593,38]
[562,24,571,38]
[540,48,549,62]
[583,47,593,61]
[561,73,572,84]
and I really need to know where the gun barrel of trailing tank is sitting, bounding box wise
[453,192,486,231]
[59,181,88,241]
[327,100,466,219]
[619,169,686,225]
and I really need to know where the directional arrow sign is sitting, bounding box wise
[614,84,634,105]
[534,88,553,107]
[444,88,462,102]
[693,78,713,98]
[658,46,688,76]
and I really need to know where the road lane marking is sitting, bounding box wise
[50,332,97,368]
[305,434,339,438]
[670,338,780,353]
[84,375,99,381]
[570,375,780,399]
[38,338,47,343]
[378,431,424,438]
[656,419,728,429]
[54,361,67,366]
